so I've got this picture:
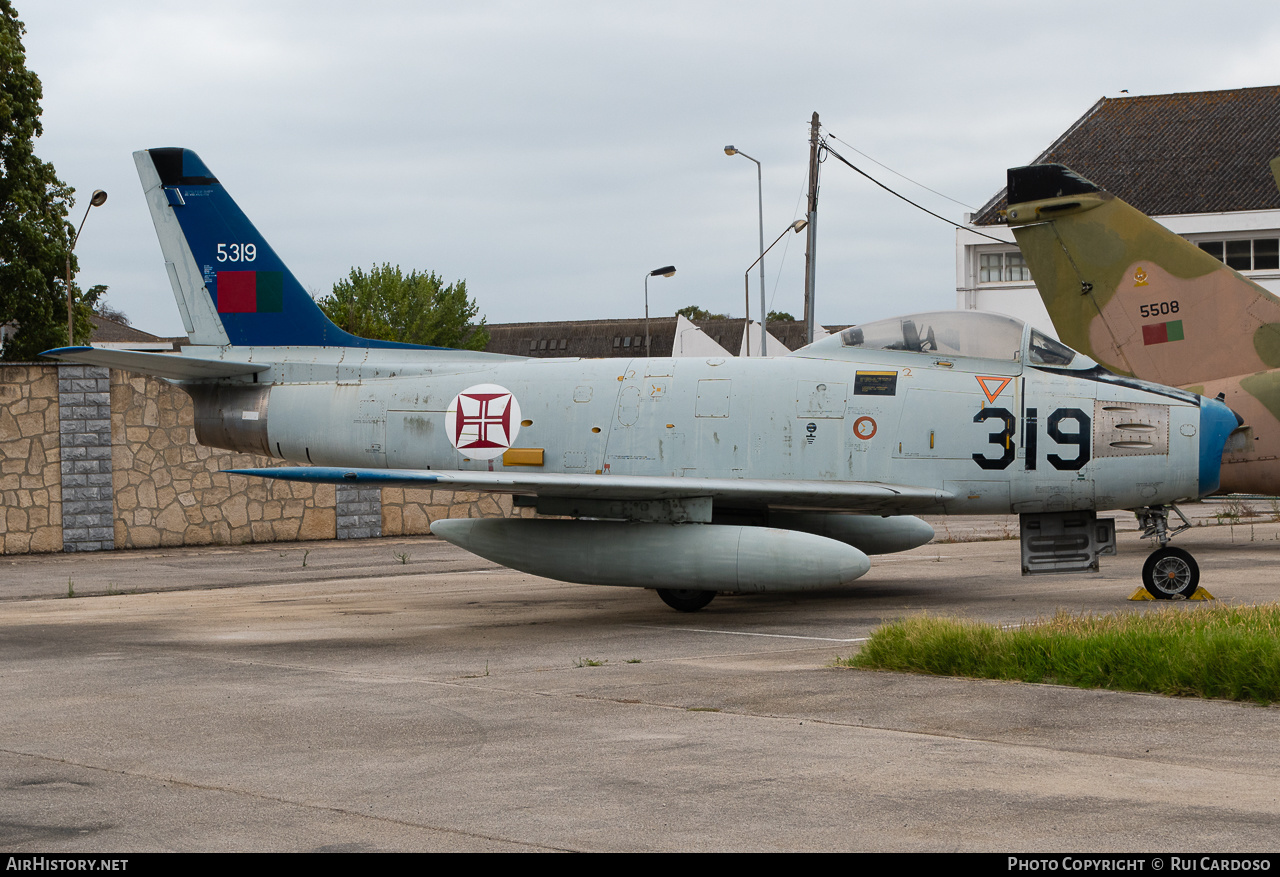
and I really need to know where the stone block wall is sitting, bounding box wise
[0,365,62,554]
[111,372,338,548]
[59,365,114,551]
[381,488,529,536]
[335,484,382,539]
[0,365,531,554]
[0,363,535,553]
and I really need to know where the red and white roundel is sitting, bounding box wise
[445,384,521,460]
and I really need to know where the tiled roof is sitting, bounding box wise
[974,86,1280,225]
[87,314,185,348]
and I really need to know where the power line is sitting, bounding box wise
[825,132,979,212]
[820,139,1010,245]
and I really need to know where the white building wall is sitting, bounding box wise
[956,209,1280,340]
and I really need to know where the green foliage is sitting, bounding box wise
[92,292,128,326]
[0,1,94,361]
[767,310,796,322]
[675,305,728,321]
[317,263,489,350]
[842,604,1280,705]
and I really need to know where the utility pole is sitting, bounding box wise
[802,112,821,345]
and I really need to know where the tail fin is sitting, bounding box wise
[134,148,432,349]
[1005,163,1280,387]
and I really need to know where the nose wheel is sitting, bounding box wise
[1141,546,1200,599]
[1134,506,1200,599]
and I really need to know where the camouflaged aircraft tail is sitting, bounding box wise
[1005,163,1280,388]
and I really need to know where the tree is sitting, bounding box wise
[767,310,796,322]
[0,1,93,361]
[675,305,728,321]
[92,290,127,326]
[316,263,489,350]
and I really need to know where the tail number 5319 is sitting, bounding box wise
[216,243,257,262]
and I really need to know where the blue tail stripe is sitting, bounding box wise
[150,148,443,350]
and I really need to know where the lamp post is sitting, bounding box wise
[724,145,766,354]
[743,220,807,357]
[65,189,108,345]
[644,265,676,358]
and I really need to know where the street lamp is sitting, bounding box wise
[644,265,676,358]
[743,220,807,357]
[724,145,766,354]
[66,189,108,345]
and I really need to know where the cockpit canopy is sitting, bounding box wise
[833,310,1082,367]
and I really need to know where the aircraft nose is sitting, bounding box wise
[1197,396,1241,496]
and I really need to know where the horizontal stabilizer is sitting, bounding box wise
[228,466,953,513]
[42,346,269,380]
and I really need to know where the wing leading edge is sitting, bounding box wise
[42,347,269,381]
[228,466,953,513]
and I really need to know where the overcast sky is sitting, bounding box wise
[18,1,1280,338]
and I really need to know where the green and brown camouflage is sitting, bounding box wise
[1006,163,1280,495]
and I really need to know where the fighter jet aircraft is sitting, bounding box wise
[1004,163,1277,497]
[45,149,1238,608]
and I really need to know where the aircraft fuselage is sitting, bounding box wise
[196,345,1214,517]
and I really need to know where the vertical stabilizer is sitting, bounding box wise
[134,148,433,350]
[1006,163,1280,387]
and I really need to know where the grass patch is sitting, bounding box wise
[840,604,1280,705]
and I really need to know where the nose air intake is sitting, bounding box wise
[1198,396,1241,496]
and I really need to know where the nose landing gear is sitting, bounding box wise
[1134,506,1199,599]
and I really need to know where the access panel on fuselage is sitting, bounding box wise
[603,360,689,476]
[791,379,848,481]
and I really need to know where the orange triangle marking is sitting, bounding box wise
[976,375,1012,404]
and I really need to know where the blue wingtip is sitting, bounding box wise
[227,467,443,486]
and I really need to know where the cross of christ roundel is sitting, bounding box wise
[445,384,522,460]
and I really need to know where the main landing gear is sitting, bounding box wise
[656,588,717,612]
[1135,506,1199,599]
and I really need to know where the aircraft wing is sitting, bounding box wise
[42,347,269,380]
[229,466,952,513]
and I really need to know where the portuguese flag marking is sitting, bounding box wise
[1141,319,1184,346]
[216,271,284,313]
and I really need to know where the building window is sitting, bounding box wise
[979,250,1030,283]
[613,337,621,347]
[1197,238,1280,271]
[623,336,631,348]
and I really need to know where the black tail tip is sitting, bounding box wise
[148,147,218,187]
[1007,164,1102,205]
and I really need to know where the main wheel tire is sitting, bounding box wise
[1142,546,1199,599]
[656,588,716,612]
